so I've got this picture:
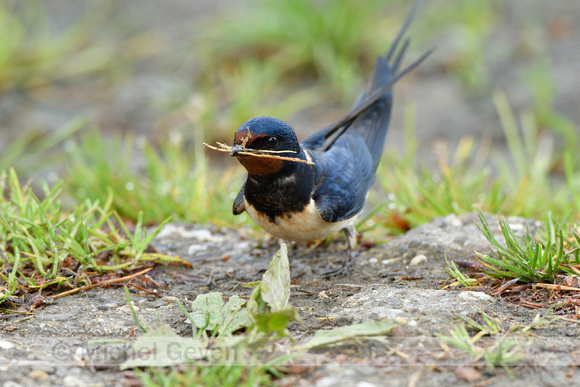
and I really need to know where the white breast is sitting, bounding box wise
[244,198,354,242]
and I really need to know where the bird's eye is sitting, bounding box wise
[266,136,278,147]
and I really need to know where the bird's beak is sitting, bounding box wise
[230,144,244,157]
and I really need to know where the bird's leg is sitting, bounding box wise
[322,225,357,278]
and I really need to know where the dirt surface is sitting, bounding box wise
[2,213,580,386]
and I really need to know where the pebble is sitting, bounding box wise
[315,377,338,387]
[357,382,378,387]
[368,257,378,264]
[445,214,463,227]
[458,291,493,302]
[507,222,524,231]
[97,305,108,311]
[3,382,23,387]
[117,305,139,313]
[63,375,85,387]
[381,258,403,265]
[409,254,427,266]
[454,366,483,382]
[56,367,68,377]
[155,224,180,238]
[184,229,213,240]
[188,244,207,254]
[0,340,15,350]
[158,225,225,242]
[75,347,87,358]
[150,301,167,308]
[318,291,329,299]
[29,370,49,381]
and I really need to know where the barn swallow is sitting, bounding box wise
[230,1,431,276]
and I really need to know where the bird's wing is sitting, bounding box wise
[232,185,246,215]
[310,133,375,223]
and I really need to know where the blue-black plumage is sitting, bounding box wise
[229,1,431,276]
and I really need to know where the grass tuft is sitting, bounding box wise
[474,210,579,283]
[0,169,185,306]
[0,1,131,91]
[437,324,524,379]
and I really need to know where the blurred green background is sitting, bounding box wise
[1,0,579,231]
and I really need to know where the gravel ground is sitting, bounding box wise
[2,214,580,386]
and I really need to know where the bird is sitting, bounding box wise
[228,1,431,276]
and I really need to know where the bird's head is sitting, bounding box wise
[231,116,302,176]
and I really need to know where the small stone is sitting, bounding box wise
[318,291,329,299]
[315,377,338,387]
[97,305,108,311]
[409,254,427,266]
[29,369,49,381]
[117,304,139,313]
[161,296,178,303]
[454,366,483,382]
[150,301,167,308]
[155,224,179,238]
[335,316,354,326]
[0,340,15,349]
[3,382,23,387]
[75,347,87,358]
[382,258,402,265]
[184,229,213,240]
[445,214,463,227]
[63,375,85,387]
[335,354,347,364]
[458,291,493,302]
[357,381,378,387]
[507,222,524,231]
[56,367,68,377]
[187,244,207,254]
[39,366,55,374]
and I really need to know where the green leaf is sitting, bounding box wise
[190,292,252,334]
[252,310,299,334]
[294,320,398,351]
[260,243,290,312]
[120,325,206,369]
[246,243,301,335]
[246,283,266,319]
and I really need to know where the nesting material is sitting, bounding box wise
[203,142,315,165]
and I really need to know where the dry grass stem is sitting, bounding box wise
[204,142,315,165]
[534,283,580,292]
[52,267,155,299]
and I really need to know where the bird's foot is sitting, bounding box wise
[321,254,353,279]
